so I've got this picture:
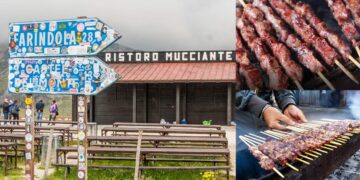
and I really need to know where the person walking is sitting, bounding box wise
[11,100,20,125]
[35,100,45,127]
[48,100,58,125]
[2,99,10,125]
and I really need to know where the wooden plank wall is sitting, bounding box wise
[93,83,233,125]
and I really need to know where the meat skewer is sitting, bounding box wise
[325,0,360,58]
[252,0,335,90]
[239,1,304,89]
[343,0,360,32]
[239,136,285,178]
[284,0,360,69]
[237,9,289,89]
[268,0,359,84]
[236,29,263,89]
[246,120,360,173]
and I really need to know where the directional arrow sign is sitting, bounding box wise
[8,57,119,95]
[8,18,120,58]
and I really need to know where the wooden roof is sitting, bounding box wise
[110,62,237,83]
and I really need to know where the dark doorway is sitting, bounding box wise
[147,84,176,123]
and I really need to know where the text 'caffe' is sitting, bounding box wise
[72,51,237,125]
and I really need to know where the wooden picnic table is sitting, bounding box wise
[113,122,222,130]
[0,125,70,146]
[0,120,78,125]
[101,127,226,137]
[0,133,42,161]
[0,142,17,176]
[87,135,228,148]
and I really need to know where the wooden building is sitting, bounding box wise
[74,61,237,125]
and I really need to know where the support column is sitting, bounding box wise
[227,84,232,125]
[133,85,137,123]
[144,84,148,123]
[182,84,187,120]
[176,84,180,124]
[24,94,35,180]
[89,96,94,123]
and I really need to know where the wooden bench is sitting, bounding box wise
[0,133,42,161]
[87,135,228,148]
[0,142,17,176]
[101,127,226,137]
[55,146,230,179]
[113,122,222,130]
[0,126,69,146]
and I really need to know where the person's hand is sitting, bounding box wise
[284,104,307,123]
[263,106,295,130]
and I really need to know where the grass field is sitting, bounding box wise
[47,159,234,180]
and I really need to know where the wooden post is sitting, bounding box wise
[24,94,35,180]
[133,85,137,123]
[89,96,94,123]
[43,129,54,179]
[134,130,143,180]
[176,84,180,124]
[227,84,232,125]
[182,84,186,120]
[144,84,148,123]
[77,95,88,180]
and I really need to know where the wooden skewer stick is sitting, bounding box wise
[244,135,265,144]
[296,158,310,165]
[238,0,246,6]
[239,136,252,147]
[324,144,337,148]
[305,152,319,158]
[260,131,281,139]
[337,137,348,141]
[272,167,285,179]
[310,150,322,156]
[249,133,266,140]
[355,45,360,60]
[315,149,328,154]
[330,141,342,146]
[348,55,360,69]
[322,146,334,151]
[317,72,335,90]
[334,60,359,84]
[335,139,347,144]
[266,130,287,137]
[298,153,314,161]
[271,129,291,135]
[294,80,304,90]
[285,163,299,172]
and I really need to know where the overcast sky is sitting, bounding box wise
[0,0,235,51]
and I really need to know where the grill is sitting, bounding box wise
[238,119,360,179]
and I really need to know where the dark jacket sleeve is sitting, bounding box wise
[274,90,297,112]
[235,90,270,118]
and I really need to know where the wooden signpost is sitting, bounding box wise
[24,94,35,180]
[77,95,88,180]
[8,18,121,180]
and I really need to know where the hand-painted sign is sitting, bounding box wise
[8,18,120,58]
[99,51,235,63]
[8,57,119,95]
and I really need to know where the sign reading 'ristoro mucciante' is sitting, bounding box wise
[8,18,120,58]
[99,51,235,63]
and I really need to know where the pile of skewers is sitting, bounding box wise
[236,0,360,90]
[239,119,360,178]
